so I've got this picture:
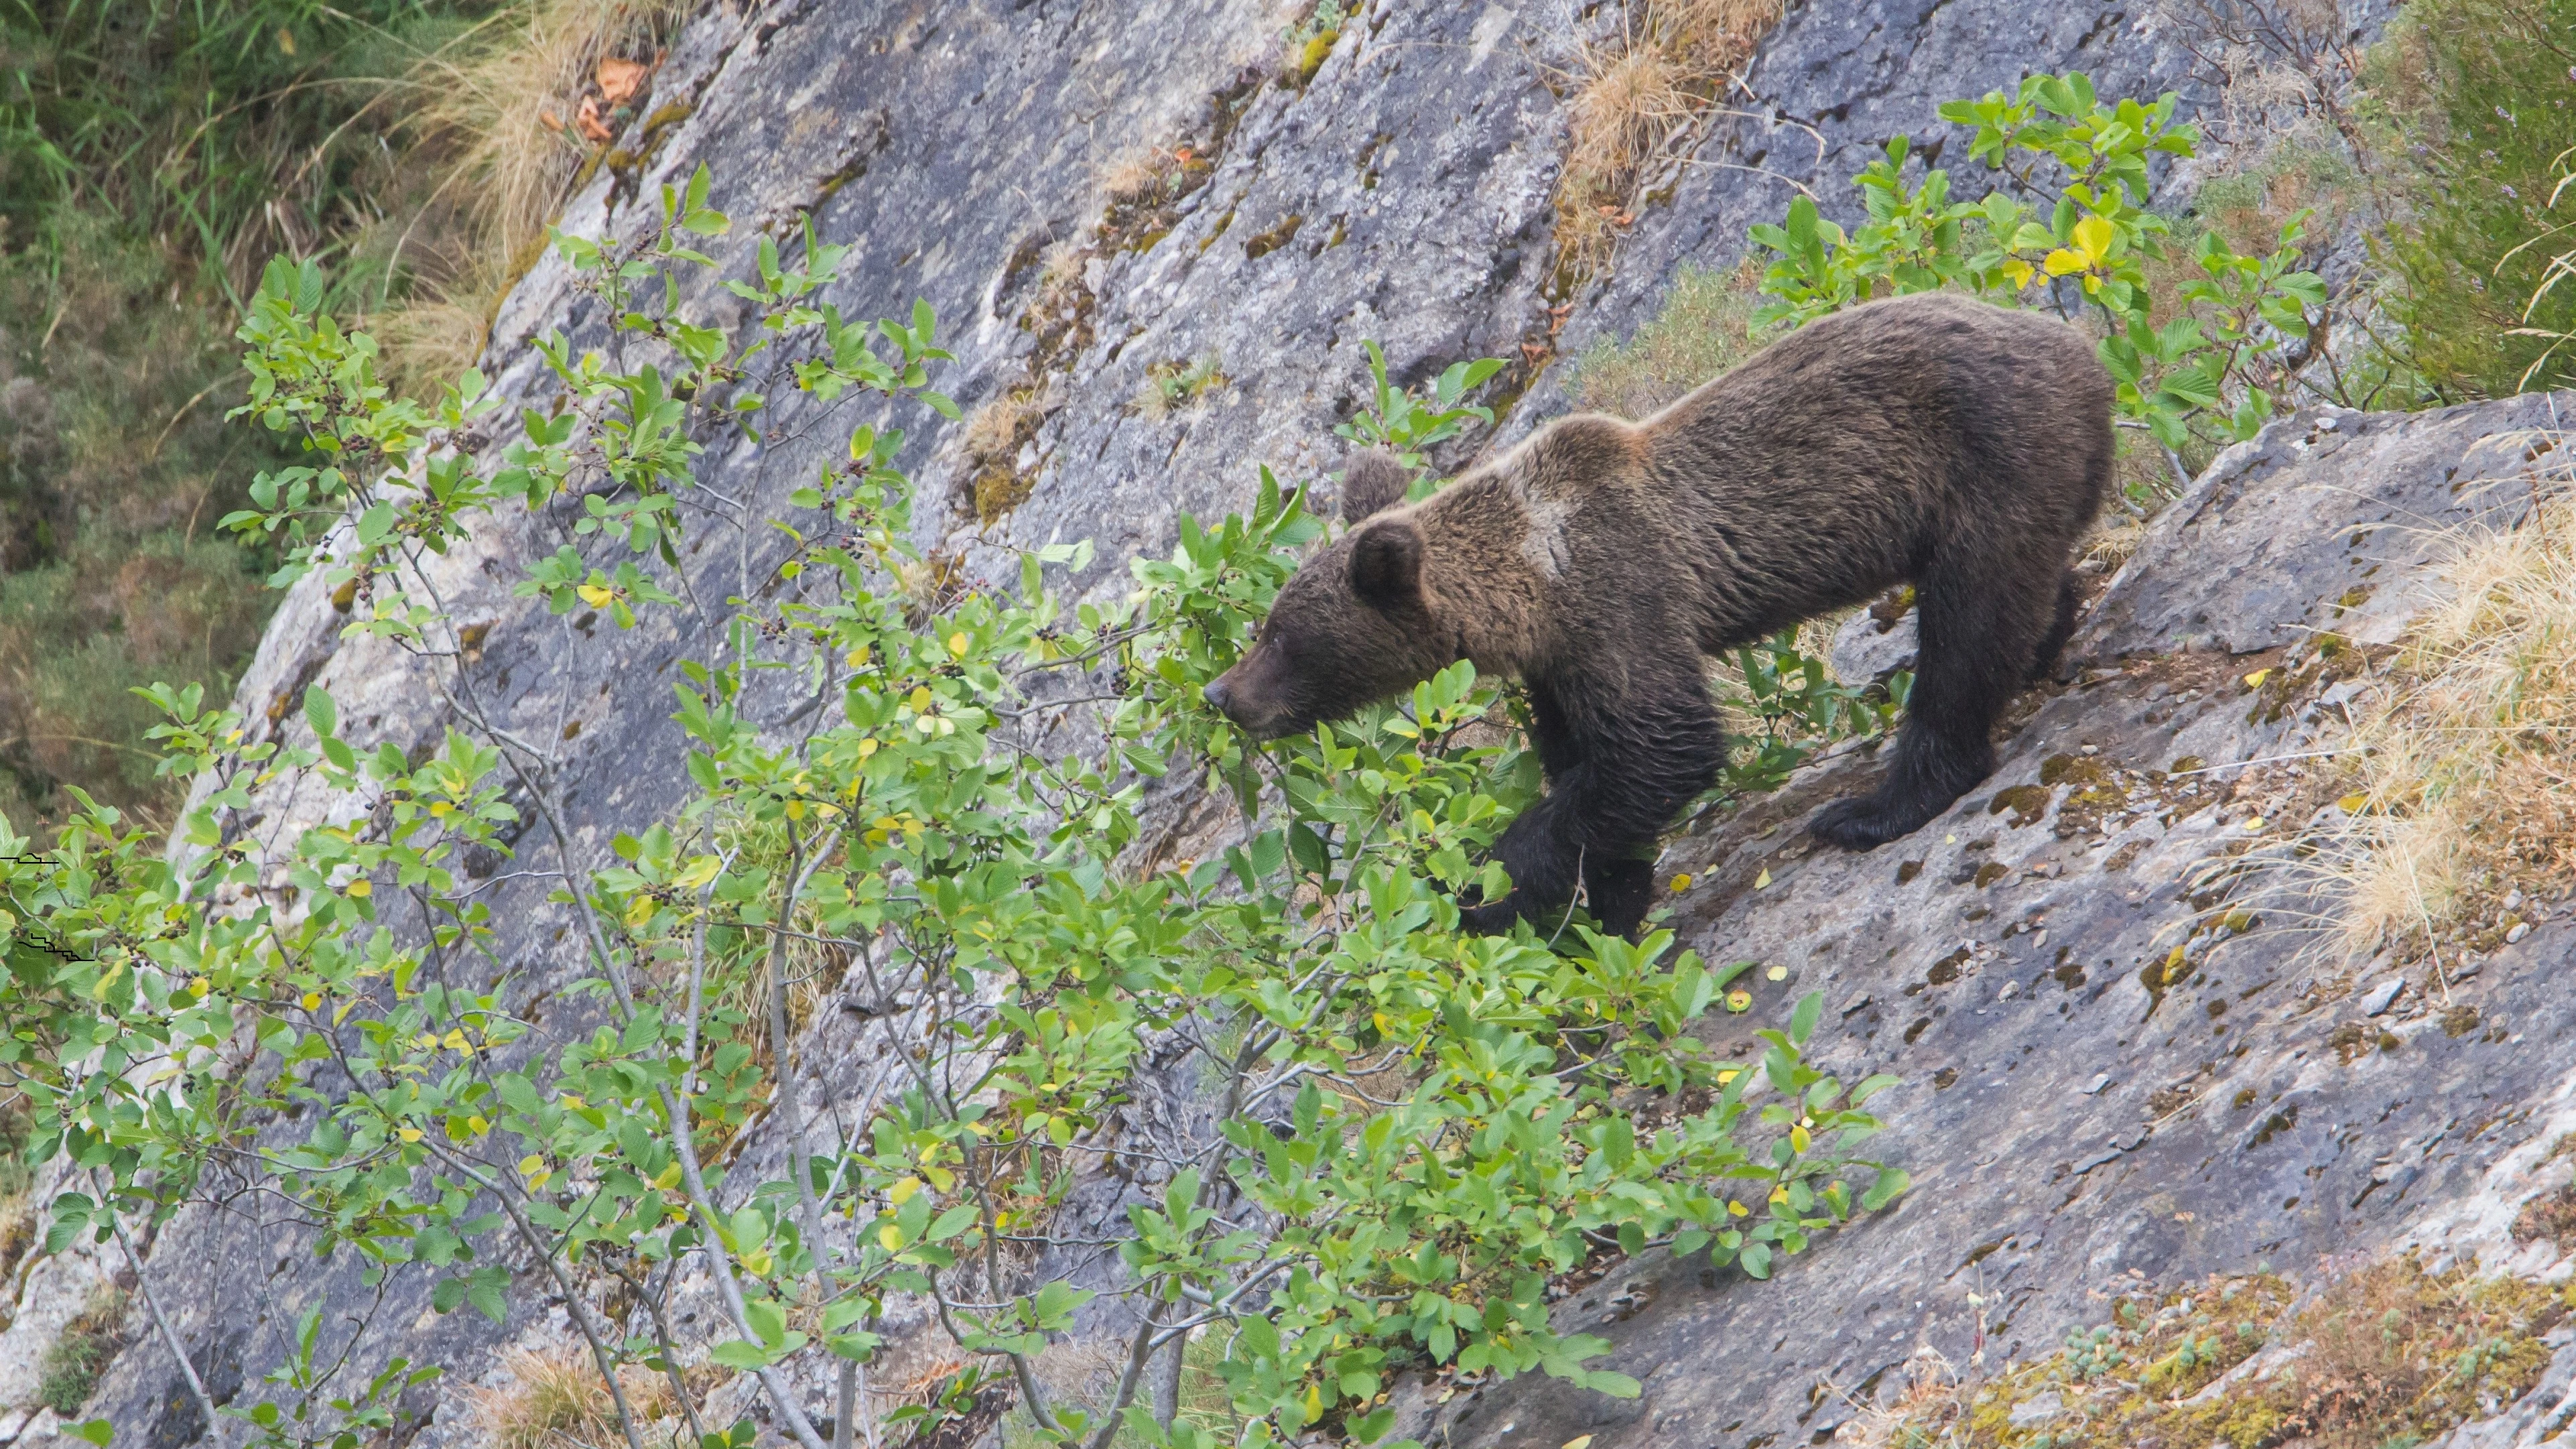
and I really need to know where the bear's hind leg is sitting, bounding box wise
[2030,567,2081,683]
[1811,560,2046,850]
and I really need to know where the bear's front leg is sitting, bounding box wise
[1458,675,1722,938]
[1458,792,1589,935]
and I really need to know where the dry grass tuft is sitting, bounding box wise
[374,0,692,387]
[1845,1260,2561,1449]
[2315,459,2575,961]
[464,1346,681,1449]
[1133,355,1228,420]
[1553,0,1782,278]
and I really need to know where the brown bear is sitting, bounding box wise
[1202,292,2112,935]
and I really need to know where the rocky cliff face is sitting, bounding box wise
[13,1,2575,1447]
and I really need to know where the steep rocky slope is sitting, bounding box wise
[14,1,2574,1447]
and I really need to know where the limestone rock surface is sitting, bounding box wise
[17,3,2576,1448]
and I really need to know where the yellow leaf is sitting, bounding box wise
[443,1029,469,1050]
[346,879,371,897]
[856,739,878,758]
[1303,1383,1324,1425]
[2042,247,2089,277]
[2243,816,2264,832]
[188,977,209,998]
[889,1176,923,1205]
[2073,212,2115,262]
[301,992,322,1011]
[1766,964,1788,981]
[1717,1069,1738,1086]
[845,644,871,667]
[1791,1125,1812,1153]
[654,1163,682,1190]
[519,1154,547,1177]
[1564,1438,1596,1449]
[948,632,969,657]
[673,856,721,889]
[466,1114,490,1135]
[909,686,932,710]
[1728,1200,1750,1217]
[2339,793,2369,812]
[1669,873,1693,891]
[1754,868,1773,889]
[2243,670,2270,688]
[1726,990,1752,1013]
[1770,1184,1791,1204]
[576,584,615,607]
[2002,257,2036,288]
[878,1222,903,1252]
[397,1127,423,1143]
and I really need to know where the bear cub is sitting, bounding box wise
[1203,292,2112,936]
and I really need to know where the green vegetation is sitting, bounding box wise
[1750,72,2327,485]
[1568,261,1765,418]
[2366,0,2576,395]
[0,2,481,834]
[35,1285,130,1417]
[0,175,1906,1449]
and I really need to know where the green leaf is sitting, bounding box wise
[709,1338,777,1371]
[464,1263,510,1324]
[304,686,338,740]
[1789,989,1823,1046]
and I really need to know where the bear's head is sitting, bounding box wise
[1202,450,1458,739]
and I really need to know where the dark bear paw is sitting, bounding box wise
[1582,857,1656,939]
[1456,894,1525,936]
[1809,794,1923,851]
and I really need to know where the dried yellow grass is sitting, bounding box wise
[464,1346,680,1449]
[1554,0,1783,276]
[410,0,685,259]
[2323,464,2576,960]
[373,0,689,388]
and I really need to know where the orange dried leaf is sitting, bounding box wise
[596,56,650,107]
[576,94,614,145]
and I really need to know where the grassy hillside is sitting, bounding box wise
[0,0,682,835]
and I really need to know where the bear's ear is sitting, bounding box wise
[1340,448,1411,523]
[1348,516,1425,613]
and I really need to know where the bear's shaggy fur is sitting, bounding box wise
[1204,292,2112,934]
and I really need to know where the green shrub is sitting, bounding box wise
[1748,72,2327,479]
[0,175,1911,1449]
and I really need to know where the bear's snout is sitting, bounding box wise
[1202,658,1294,738]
